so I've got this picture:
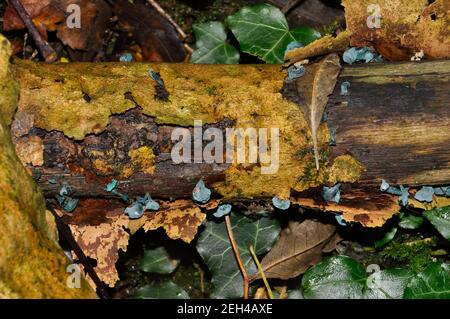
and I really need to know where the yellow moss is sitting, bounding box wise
[128,146,155,174]
[328,154,365,184]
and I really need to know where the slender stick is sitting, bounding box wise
[249,245,274,299]
[146,0,186,39]
[8,0,57,62]
[225,215,249,299]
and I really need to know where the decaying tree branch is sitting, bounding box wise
[8,58,450,227]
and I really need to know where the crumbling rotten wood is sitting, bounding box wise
[6,58,449,228]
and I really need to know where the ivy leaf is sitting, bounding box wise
[134,281,189,299]
[423,206,450,240]
[398,213,424,230]
[303,256,416,299]
[374,227,398,248]
[190,21,240,64]
[302,256,367,299]
[365,268,415,299]
[226,4,321,63]
[196,214,281,298]
[140,246,180,274]
[404,263,450,299]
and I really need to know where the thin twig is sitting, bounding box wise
[146,0,194,55]
[8,0,57,62]
[193,262,205,294]
[225,215,249,299]
[146,0,185,39]
[249,245,274,299]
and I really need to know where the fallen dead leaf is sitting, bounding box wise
[56,0,111,52]
[256,219,340,280]
[69,214,129,288]
[112,0,186,62]
[2,0,63,39]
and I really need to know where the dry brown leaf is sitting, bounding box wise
[56,0,111,52]
[69,214,129,288]
[112,0,186,62]
[343,0,450,61]
[296,54,341,170]
[257,219,340,280]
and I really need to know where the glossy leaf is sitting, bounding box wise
[374,227,397,248]
[423,206,450,240]
[134,281,189,299]
[398,213,424,230]
[226,4,321,63]
[196,214,281,298]
[141,246,180,274]
[365,268,414,299]
[404,263,450,299]
[303,256,416,299]
[191,21,240,64]
[302,256,367,299]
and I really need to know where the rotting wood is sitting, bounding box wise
[8,59,450,227]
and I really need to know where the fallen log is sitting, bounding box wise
[7,58,449,228]
[10,59,450,199]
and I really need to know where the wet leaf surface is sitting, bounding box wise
[135,281,189,299]
[404,263,450,299]
[196,214,281,298]
[227,4,321,63]
[141,246,180,274]
[302,255,367,299]
[191,21,239,64]
[424,206,450,240]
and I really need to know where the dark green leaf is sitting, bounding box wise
[404,263,450,299]
[424,206,450,240]
[226,4,321,63]
[302,256,417,299]
[374,227,397,248]
[301,255,367,299]
[134,281,189,299]
[140,246,180,274]
[399,213,424,230]
[190,21,240,64]
[365,268,415,299]
[196,214,281,298]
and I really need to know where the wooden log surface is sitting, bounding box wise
[10,59,449,201]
